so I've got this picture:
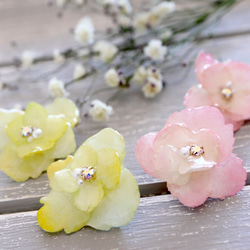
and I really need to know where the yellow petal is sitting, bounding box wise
[45,98,80,127]
[74,181,104,213]
[47,156,73,191]
[96,148,121,190]
[87,168,140,231]
[70,144,97,170]
[84,128,125,164]
[0,143,53,182]
[38,190,90,234]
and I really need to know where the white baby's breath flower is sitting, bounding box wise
[144,39,167,61]
[151,2,176,19]
[117,0,132,14]
[53,49,65,64]
[74,17,95,45]
[56,0,68,7]
[73,64,86,80]
[134,12,150,31]
[89,100,113,121]
[132,66,147,84]
[93,40,118,62]
[21,51,35,68]
[48,77,69,98]
[142,77,163,98]
[117,14,132,27]
[105,68,120,87]
[146,67,163,82]
[160,29,173,40]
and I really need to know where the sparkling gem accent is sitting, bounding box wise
[21,126,34,137]
[73,166,95,184]
[221,87,233,99]
[190,145,204,156]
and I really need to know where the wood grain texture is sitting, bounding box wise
[1,186,250,250]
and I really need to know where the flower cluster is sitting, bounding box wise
[135,107,247,207]
[37,128,140,233]
[0,98,79,181]
[184,52,250,131]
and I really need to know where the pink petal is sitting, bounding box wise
[222,111,244,131]
[210,153,246,199]
[167,171,212,207]
[196,51,216,83]
[135,132,159,178]
[184,84,212,108]
[165,107,234,162]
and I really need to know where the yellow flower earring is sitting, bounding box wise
[0,98,79,181]
[37,128,140,233]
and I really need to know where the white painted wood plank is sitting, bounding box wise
[1,186,250,250]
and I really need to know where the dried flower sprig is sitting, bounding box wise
[0,0,238,122]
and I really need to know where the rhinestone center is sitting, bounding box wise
[73,166,95,185]
[190,145,204,157]
[221,87,233,99]
[21,126,34,137]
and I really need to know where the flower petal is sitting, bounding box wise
[48,125,76,159]
[0,109,24,150]
[45,98,80,127]
[84,128,125,164]
[38,190,90,234]
[87,168,140,231]
[184,85,212,108]
[195,51,216,83]
[74,181,104,212]
[23,102,48,128]
[135,132,159,178]
[0,143,52,182]
[210,154,246,199]
[47,156,74,191]
[167,171,212,207]
[96,148,121,190]
[70,144,97,170]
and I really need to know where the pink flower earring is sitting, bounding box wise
[135,107,246,207]
[184,51,250,131]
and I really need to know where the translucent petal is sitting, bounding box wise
[87,168,140,231]
[43,116,67,142]
[84,128,125,164]
[17,138,55,158]
[38,190,90,234]
[96,148,121,190]
[47,125,76,159]
[23,102,48,128]
[45,98,80,127]
[70,144,97,170]
[0,109,24,149]
[74,181,104,213]
[47,156,73,191]
[54,168,79,193]
[0,143,53,182]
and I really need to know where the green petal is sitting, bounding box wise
[96,148,121,190]
[43,116,67,142]
[47,125,76,159]
[38,190,90,234]
[17,138,55,158]
[87,168,140,231]
[70,145,97,170]
[74,181,104,213]
[0,109,24,149]
[23,102,48,128]
[54,168,79,193]
[45,98,80,127]
[84,128,125,164]
[47,156,73,191]
[0,143,53,182]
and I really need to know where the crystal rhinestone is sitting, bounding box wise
[80,166,95,180]
[21,126,34,137]
[221,87,233,99]
[190,145,204,156]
